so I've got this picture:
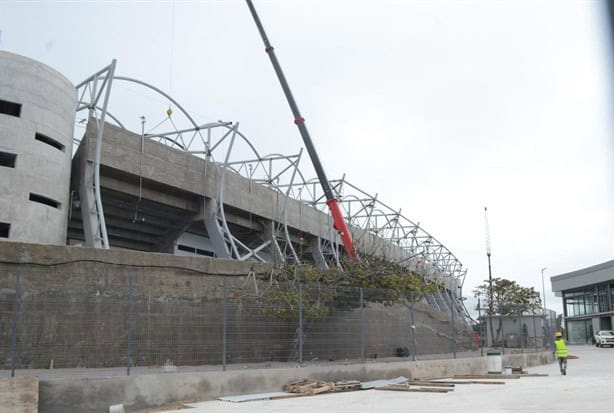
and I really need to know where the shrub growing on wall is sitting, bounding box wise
[259,256,438,321]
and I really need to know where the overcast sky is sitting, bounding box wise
[1,1,613,315]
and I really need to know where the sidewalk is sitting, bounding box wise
[169,345,614,413]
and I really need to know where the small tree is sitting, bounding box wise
[474,277,542,345]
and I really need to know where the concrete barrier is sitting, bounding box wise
[39,352,554,413]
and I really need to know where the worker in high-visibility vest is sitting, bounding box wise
[554,331,568,375]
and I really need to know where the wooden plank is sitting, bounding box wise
[453,374,520,379]
[428,380,505,385]
[333,380,361,391]
[409,381,455,387]
[310,384,334,395]
[376,385,450,393]
[283,379,320,393]
[0,376,39,413]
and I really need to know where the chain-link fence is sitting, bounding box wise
[475,303,557,355]
[0,263,552,380]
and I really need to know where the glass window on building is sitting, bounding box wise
[564,285,612,317]
[585,291,596,314]
[598,285,611,313]
[567,319,592,344]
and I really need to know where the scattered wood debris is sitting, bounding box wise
[453,374,521,379]
[435,380,505,385]
[283,379,333,395]
[376,384,451,393]
[219,372,541,404]
[332,380,362,392]
[283,379,361,395]
[409,381,455,387]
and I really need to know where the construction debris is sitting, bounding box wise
[453,374,521,379]
[218,392,294,403]
[283,379,334,395]
[409,381,455,387]
[332,380,363,392]
[360,376,408,389]
[217,372,541,403]
[376,384,451,393]
[282,378,361,394]
[433,380,506,385]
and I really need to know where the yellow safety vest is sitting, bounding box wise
[554,338,568,358]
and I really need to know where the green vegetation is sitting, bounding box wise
[259,256,439,320]
[473,277,542,344]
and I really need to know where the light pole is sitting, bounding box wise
[541,267,548,348]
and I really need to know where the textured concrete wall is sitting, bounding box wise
[0,242,461,372]
[0,51,76,245]
[0,242,274,369]
[38,351,554,413]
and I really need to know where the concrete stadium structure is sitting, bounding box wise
[1,52,469,316]
[551,259,614,344]
[0,51,76,245]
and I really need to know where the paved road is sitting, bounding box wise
[168,345,614,413]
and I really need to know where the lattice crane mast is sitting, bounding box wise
[245,0,358,261]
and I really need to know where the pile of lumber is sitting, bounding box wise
[282,377,453,396]
[283,379,361,395]
[221,372,550,403]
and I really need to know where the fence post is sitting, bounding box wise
[477,297,484,356]
[222,277,227,371]
[11,268,20,378]
[127,272,133,376]
[500,311,505,355]
[360,287,365,361]
[410,291,417,361]
[298,283,303,366]
[518,310,528,353]
[450,292,456,359]
[533,313,537,353]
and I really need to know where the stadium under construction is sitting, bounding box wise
[0,50,469,318]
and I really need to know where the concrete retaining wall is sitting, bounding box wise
[39,351,554,413]
[1,242,468,371]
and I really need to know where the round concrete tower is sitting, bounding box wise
[0,51,76,245]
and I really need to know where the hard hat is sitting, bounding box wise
[555,332,562,337]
